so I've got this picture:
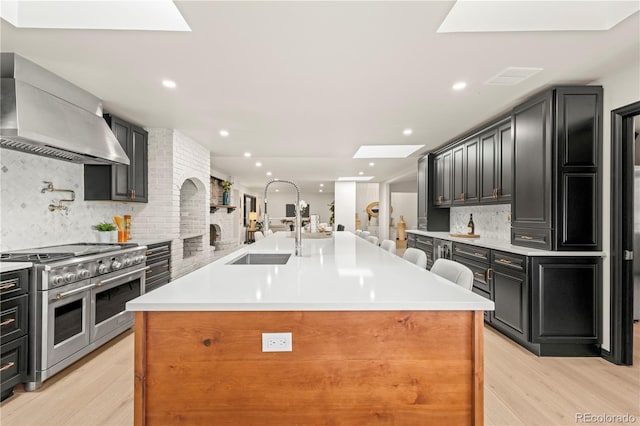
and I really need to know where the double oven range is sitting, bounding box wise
[1,243,147,390]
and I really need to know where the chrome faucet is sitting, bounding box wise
[263,179,302,256]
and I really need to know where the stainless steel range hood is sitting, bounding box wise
[0,52,129,165]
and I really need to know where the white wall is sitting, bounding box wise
[390,192,418,231]
[335,181,356,232]
[591,59,640,352]
[256,190,334,223]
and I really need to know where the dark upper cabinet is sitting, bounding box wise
[479,128,498,203]
[417,156,427,221]
[511,91,554,232]
[451,145,465,204]
[84,114,148,203]
[496,122,513,201]
[511,86,602,250]
[452,138,479,204]
[433,151,452,206]
[480,121,513,204]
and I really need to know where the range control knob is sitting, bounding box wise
[98,264,109,274]
[78,269,90,279]
[136,255,145,263]
[111,260,122,270]
[51,275,65,286]
[123,258,132,267]
[64,272,77,283]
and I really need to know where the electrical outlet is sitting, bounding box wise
[262,332,292,352]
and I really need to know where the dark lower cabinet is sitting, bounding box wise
[491,267,529,345]
[145,241,172,292]
[530,257,601,351]
[0,269,29,401]
[413,235,434,270]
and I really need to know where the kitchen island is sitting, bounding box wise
[127,231,493,425]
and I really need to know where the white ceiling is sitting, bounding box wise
[1,1,639,193]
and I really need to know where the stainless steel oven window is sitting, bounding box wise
[45,281,93,368]
[94,278,141,324]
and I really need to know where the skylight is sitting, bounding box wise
[337,176,374,182]
[438,0,639,33]
[353,145,424,159]
[0,0,191,31]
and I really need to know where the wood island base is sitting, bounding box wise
[134,310,485,425]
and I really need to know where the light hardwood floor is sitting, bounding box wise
[1,323,639,425]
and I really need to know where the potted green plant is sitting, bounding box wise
[222,180,232,205]
[93,222,117,243]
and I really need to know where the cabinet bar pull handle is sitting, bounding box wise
[0,282,17,291]
[486,268,492,281]
[162,265,170,269]
[146,270,153,274]
[498,259,513,264]
[0,318,16,327]
[474,272,483,278]
[520,235,534,240]
[0,362,15,372]
[474,252,484,257]
[461,193,465,201]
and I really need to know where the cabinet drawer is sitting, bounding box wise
[0,269,29,300]
[415,236,433,247]
[407,234,417,248]
[0,335,27,391]
[145,242,171,264]
[453,243,490,262]
[511,227,552,250]
[146,276,170,293]
[492,251,526,274]
[146,259,170,281]
[0,295,28,342]
[454,256,491,293]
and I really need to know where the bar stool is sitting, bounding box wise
[402,248,427,269]
[366,236,379,245]
[380,239,396,254]
[430,258,473,291]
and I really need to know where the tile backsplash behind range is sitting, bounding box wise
[449,204,511,242]
[0,149,145,251]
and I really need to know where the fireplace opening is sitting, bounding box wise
[210,224,221,247]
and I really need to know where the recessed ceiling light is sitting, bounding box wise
[219,129,229,137]
[369,162,375,167]
[453,81,467,91]
[244,152,251,158]
[353,145,424,159]
[403,129,413,136]
[320,183,324,187]
[275,189,279,192]
[162,79,176,89]
[255,162,262,167]
[319,189,323,193]
[358,171,364,175]
[266,172,272,176]
[337,176,375,182]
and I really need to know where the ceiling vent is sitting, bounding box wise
[485,67,543,86]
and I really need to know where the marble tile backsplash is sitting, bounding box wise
[0,149,144,251]
[450,204,511,242]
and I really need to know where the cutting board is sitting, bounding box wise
[449,233,480,238]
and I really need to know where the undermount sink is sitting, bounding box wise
[228,253,292,265]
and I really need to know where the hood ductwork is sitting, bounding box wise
[0,52,130,165]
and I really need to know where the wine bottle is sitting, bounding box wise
[467,214,475,235]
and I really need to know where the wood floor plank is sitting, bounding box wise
[1,323,639,426]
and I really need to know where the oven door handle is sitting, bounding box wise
[95,266,148,287]
[55,283,96,300]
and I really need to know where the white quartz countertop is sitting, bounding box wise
[127,232,494,312]
[406,230,606,257]
[0,262,32,273]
